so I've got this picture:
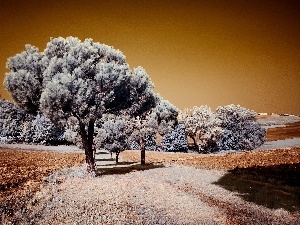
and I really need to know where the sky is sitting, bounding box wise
[0,0,299,114]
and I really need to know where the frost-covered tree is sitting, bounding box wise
[154,99,179,136]
[94,114,132,163]
[128,114,157,163]
[179,105,221,153]
[130,134,157,151]
[128,98,179,163]
[26,113,64,144]
[4,37,157,173]
[130,140,140,150]
[179,104,265,153]
[0,100,29,142]
[144,134,157,151]
[216,104,266,151]
[0,100,64,144]
[161,123,188,152]
[197,124,223,153]
[4,45,44,115]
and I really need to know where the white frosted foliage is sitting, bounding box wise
[4,45,44,114]
[127,97,179,149]
[29,113,64,144]
[0,100,28,141]
[161,123,188,152]
[4,36,159,171]
[94,114,132,158]
[216,104,266,151]
[179,104,266,153]
[179,105,221,152]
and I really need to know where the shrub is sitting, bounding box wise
[216,104,266,151]
[161,123,188,152]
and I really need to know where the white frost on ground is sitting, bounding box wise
[0,143,82,152]
[1,136,300,157]
[256,138,300,150]
[257,115,300,128]
[1,116,300,224]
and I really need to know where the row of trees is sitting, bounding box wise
[2,36,266,172]
[0,99,266,154]
[0,98,178,160]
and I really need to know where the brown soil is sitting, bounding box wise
[266,121,300,141]
[0,148,85,201]
[121,147,300,170]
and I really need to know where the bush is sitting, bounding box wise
[0,100,30,142]
[28,114,65,145]
[216,104,266,151]
[161,123,188,152]
[179,104,266,153]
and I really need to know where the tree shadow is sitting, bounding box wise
[95,161,138,166]
[96,163,164,176]
[95,158,115,162]
[214,163,300,212]
[95,151,110,155]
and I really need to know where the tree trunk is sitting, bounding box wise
[79,121,95,173]
[190,136,199,153]
[140,137,145,165]
[116,151,119,164]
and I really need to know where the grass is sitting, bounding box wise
[214,163,300,212]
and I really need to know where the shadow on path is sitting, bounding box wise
[96,163,164,176]
[214,163,300,212]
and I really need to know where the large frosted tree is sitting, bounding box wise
[4,37,157,172]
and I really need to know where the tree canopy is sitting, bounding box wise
[4,37,161,172]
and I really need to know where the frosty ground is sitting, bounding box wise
[1,115,300,224]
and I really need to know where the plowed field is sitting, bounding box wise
[0,149,84,200]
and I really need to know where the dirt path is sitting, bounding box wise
[1,147,299,224]
[2,165,299,225]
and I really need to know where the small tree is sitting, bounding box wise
[0,100,30,142]
[94,114,132,163]
[128,98,179,164]
[179,105,220,153]
[4,37,157,173]
[28,113,65,145]
[216,104,266,150]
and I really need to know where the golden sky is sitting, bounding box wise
[0,0,299,114]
